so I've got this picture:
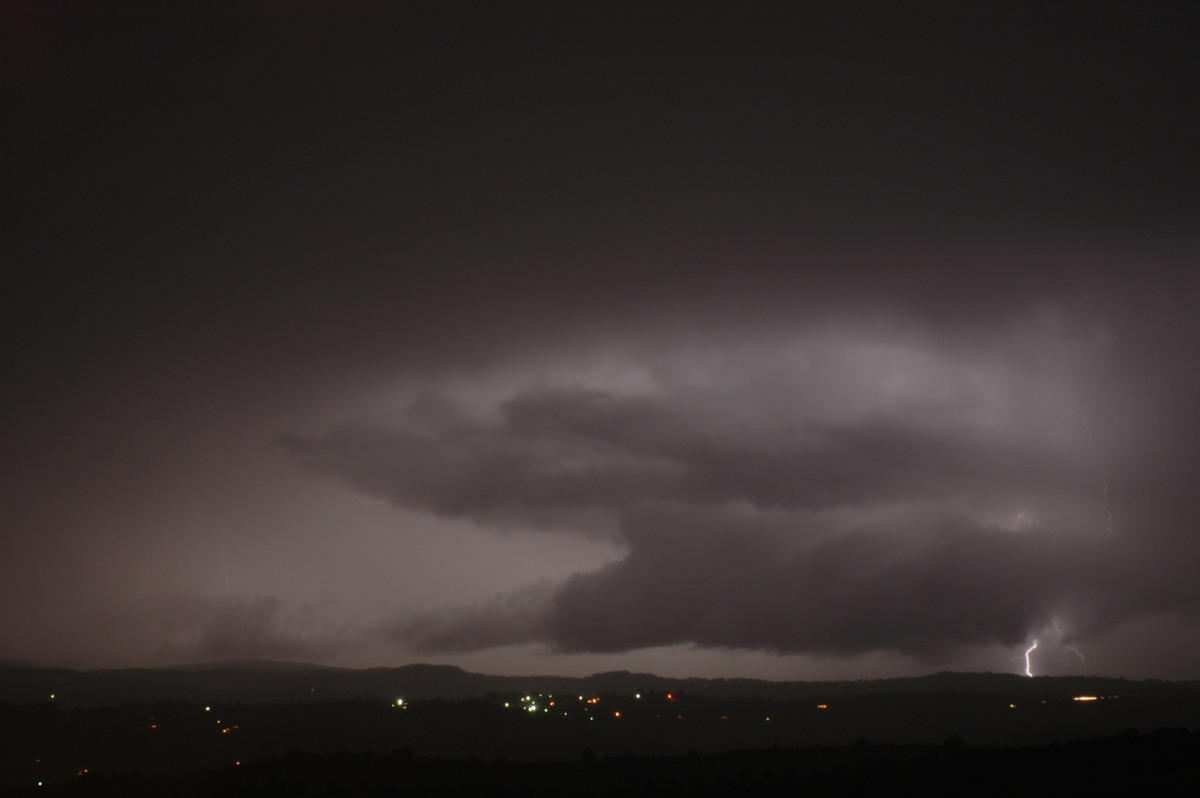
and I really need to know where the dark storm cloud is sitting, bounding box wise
[283,383,1082,528]
[454,506,1083,656]
[397,582,557,655]
[280,392,684,532]
[393,501,1191,660]
[282,300,1199,660]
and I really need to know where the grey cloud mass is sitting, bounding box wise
[4,6,1199,678]
[283,302,1197,661]
[181,596,343,664]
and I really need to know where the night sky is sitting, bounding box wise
[5,4,1200,680]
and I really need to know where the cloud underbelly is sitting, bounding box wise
[281,323,1177,660]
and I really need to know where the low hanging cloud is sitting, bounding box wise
[281,319,1194,661]
[148,594,346,665]
[403,504,1102,657]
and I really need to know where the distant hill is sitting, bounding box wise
[0,661,1195,709]
[5,663,1200,780]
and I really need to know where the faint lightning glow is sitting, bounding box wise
[1024,639,1039,677]
[1065,645,1088,673]
[1004,506,1052,534]
[1051,619,1089,674]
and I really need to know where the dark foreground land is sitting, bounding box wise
[3,665,1199,796]
[5,731,1200,798]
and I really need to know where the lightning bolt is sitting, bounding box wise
[1065,645,1088,674]
[1024,639,1039,677]
[1049,620,1088,674]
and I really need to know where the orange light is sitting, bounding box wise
[614,711,621,718]
[816,704,828,710]
[1073,695,1099,702]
